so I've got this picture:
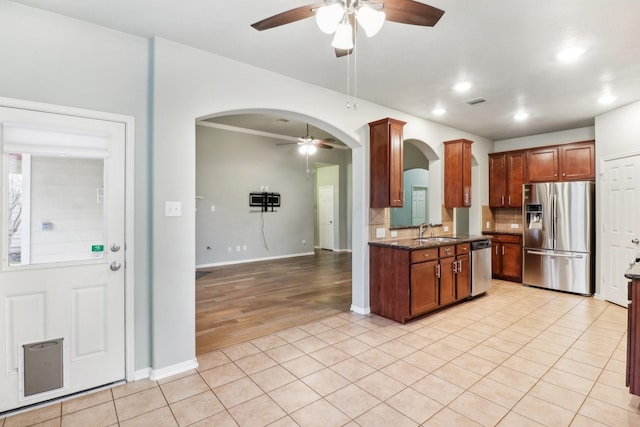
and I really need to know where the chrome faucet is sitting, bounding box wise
[419,223,434,238]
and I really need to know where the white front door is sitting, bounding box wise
[319,186,334,250]
[0,106,126,412]
[602,153,640,307]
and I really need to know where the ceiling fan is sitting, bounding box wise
[278,124,336,154]
[251,0,445,56]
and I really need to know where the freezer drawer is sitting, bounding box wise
[523,249,593,295]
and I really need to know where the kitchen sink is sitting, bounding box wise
[415,237,458,243]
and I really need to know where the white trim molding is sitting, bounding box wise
[149,359,199,382]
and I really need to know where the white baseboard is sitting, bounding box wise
[350,305,370,315]
[196,252,315,269]
[148,359,199,381]
[133,367,152,381]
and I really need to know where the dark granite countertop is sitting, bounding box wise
[368,234,490,250]
[482,230,523,236]
[626,262,640,280]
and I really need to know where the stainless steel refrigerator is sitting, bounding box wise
[522,181,595,295]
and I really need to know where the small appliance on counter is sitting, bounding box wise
[522,181,595,295]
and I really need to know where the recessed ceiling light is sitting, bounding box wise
[556,46,585,62]
[514,112,530,121]
[598,95,616,105]
[453,81,472,92]
[432,107,446,116]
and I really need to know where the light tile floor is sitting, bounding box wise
[3,280,640,427]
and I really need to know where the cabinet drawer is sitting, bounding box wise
[411,248,439,263]
[490,234,522,244]
[439,245,455,258]
[456,243,470,255]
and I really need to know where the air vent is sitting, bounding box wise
[466,97,486,105]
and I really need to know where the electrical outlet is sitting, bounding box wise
[236,246,241,252]
[227,247,231,253]
[302,240,306,245]
[376,228,386,238]
[390,230,398,238]
[444,226,449,232]
[511,223,519,229]
[211,205,215,212]
[242,245,247,251]
[486,221,490,229]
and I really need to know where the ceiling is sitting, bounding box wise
[13,0,640,141]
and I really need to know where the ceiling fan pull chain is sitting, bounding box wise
[346,42,351,109]
[353,28,358,110]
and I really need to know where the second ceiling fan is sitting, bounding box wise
[251,0,445,57]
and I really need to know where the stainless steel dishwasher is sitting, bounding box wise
[471,239,492,296]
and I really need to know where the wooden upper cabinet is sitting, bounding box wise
[526,140,595,183]
[506,151,525,207]
[527,146,560,182]
[489,151,525,207]
[444,139,473,208]
[560,141,595,180]
[488,153,506,207]
[369,118,406,208]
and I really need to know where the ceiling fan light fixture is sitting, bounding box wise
[316,3,343,34]
[332,18,354,49]
[356,5,385,37]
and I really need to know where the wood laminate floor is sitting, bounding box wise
[195,250,352,354]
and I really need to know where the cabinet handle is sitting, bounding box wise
[508,196,511,205]
[436,264,441,279]
[495,246,498,255]
[502,247,505,256]
[501,195,504,205]
[453,261,458,273]
[458,260,462,273]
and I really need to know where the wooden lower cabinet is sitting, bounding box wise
[487,233,522,282]
[411,260,439,316]
[627,278,640,396]
[370,243,471,323]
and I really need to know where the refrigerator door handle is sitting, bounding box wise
[552,193,557,248]
[526,250,584,259]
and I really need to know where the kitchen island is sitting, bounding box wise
[369,235,489,323]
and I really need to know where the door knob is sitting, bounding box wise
[632,238,640,245]
[110,243,121,252]
[110,261,122,271]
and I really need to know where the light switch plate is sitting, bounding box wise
[165,201,182,217]
[376,228,386,238]
[390,230,398,238]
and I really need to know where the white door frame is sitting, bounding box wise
[600,150,640,305]
[318,185,335,251]
[0,96,135,383]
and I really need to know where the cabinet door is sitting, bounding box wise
[444,139,473,208]
[369,118,406,208]
[389,120,404,206]
[560,141,595,180]
[439,256,457,306]
[501,243,522,281]
[491,242,501,278]
[488,154,506,207]
[527,147,559,182]
[506,152,525,207]
[456,254,471,300]
[411,260,439,316]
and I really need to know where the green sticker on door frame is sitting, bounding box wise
[91,245,104,252]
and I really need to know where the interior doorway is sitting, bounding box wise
[194,112,352,355]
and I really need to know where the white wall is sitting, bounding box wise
[0,0,151,369]
[495,126,595,152]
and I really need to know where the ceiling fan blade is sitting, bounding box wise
[335,47,353,57]
[316,142,334,150]
[251,3,324,31]
[314,138,335,143]
[382,0,445,27]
